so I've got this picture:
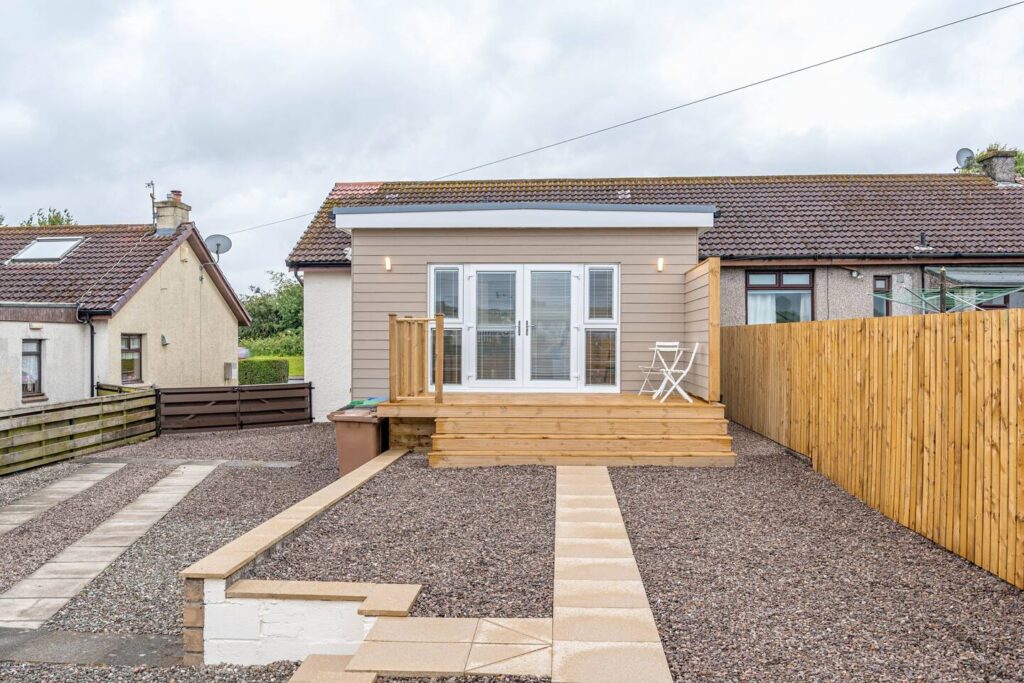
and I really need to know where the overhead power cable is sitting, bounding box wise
[432,1,1024,179]
[221,1,1022,236]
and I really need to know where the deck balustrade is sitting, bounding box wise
[388,313,444,403]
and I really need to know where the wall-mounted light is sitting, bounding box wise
[384,256,392,272]
[656,257,664,272]
[850,269,863,280]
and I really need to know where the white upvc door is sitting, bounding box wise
[446,263,619,392]
[524,264,581,390]
[465,265,524,390]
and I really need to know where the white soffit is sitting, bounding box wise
[334,202,717,230]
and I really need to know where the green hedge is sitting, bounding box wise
[239,358,289,385]
[244,330,303,357]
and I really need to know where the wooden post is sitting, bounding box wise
[388,314,398,402]
[707,257,722,403]
[434,314,445,404]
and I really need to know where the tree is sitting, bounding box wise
[20,208,75,226]
[239,270,304,342]
[961,143,1024,177]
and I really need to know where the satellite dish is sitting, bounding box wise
[956,147,975,169]
[204,234,233,263]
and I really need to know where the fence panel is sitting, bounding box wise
[158,383,312,432]
[0,391,157,475]
[721,310,1023,589]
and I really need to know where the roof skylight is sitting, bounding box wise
[11,237,83,262]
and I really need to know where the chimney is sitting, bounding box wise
[154,190,191,235]
[976,149,1019,185]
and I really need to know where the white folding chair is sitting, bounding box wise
[638,342,681,395]
[654,343,700,403]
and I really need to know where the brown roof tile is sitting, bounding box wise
[287,174,1024,265]
[0,223,251,326]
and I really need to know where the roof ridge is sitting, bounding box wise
[330,173,983,186]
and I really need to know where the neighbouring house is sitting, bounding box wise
[287,155,1023,423]
[0,191,251,411]
[702,150,1024,325]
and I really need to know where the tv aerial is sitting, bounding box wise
[204,234,233,263]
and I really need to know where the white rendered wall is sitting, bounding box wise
[303,268,352,420]
[0,320,92,411]
[202,579,375,665]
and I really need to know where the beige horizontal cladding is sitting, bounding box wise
[351,227,700,399]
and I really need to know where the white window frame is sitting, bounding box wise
[580,264,620,390]
[11,237,84,262]
[427,264,465,388]
[584,264,619,324]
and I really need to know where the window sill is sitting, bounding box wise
[21,395,48,404]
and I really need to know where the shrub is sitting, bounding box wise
[239,358,289,385]
[244,329,303,356]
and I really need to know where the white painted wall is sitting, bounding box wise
[0,320,92,411]
[303,268,352,420]
[202,579,375,665]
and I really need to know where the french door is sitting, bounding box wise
[431,263,619,392]
[464,265,581,390]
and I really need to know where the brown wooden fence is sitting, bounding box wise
[0,391,157,475]
[721,310,1023,589]
[158,383,312,432]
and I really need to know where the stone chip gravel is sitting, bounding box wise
[0,464,172,594]
[253,453,555,619]
[611,424,1024,682]
[46,424,341,635]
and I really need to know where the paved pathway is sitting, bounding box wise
[0,626,180,666]
[0,464,218,629]
[305,464,672,682]
[0,463,125,535]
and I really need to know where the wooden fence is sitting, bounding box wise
[389,314,444,403]
[721,310,1023,589]
[681,257,721,402]
[158,383,312,432]
[0,391,157,475]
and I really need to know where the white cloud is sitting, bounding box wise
[0,0,1021,291]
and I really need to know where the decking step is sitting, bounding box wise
[428,451,736,468]
[436,418,729,436]
[380,404,725,419]
[432,434,733,453]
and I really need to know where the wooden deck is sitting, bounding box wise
[377,392,735,468]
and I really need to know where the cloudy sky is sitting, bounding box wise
[1,0,1022,292]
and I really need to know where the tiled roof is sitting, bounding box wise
[1,223,187,312]
[287,174,1024,264]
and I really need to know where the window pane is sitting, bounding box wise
[747,292,812,324]
[874,277,889,291]
[433,268,460,319]
[781,272,810,286]
[531,270,572,381]
[585,329,616,385]
[873,296,888,317]
[748,273,776,286]
[13,238,82,261]
[430,329,463,385]
[22,349,41,394]
[22,339,40,354]
[588,268,614,320]
[475,271,517,381]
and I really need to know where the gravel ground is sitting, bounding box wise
[0,460,83,507]
[612,423,1024,682]
[0,661,298,682]
[0,465,172,594]
[46,424,341,635]
[101,424,337,461]
[253,453,555,618]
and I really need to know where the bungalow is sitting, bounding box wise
[0,191,251,411]
[288,155,1024,429]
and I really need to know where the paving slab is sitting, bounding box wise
[0,464,217,630]
[0,628,181,666]
[465,642,551,676]
[552,641,671,683]
[347,640,471,676]
[0,464,125,534]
